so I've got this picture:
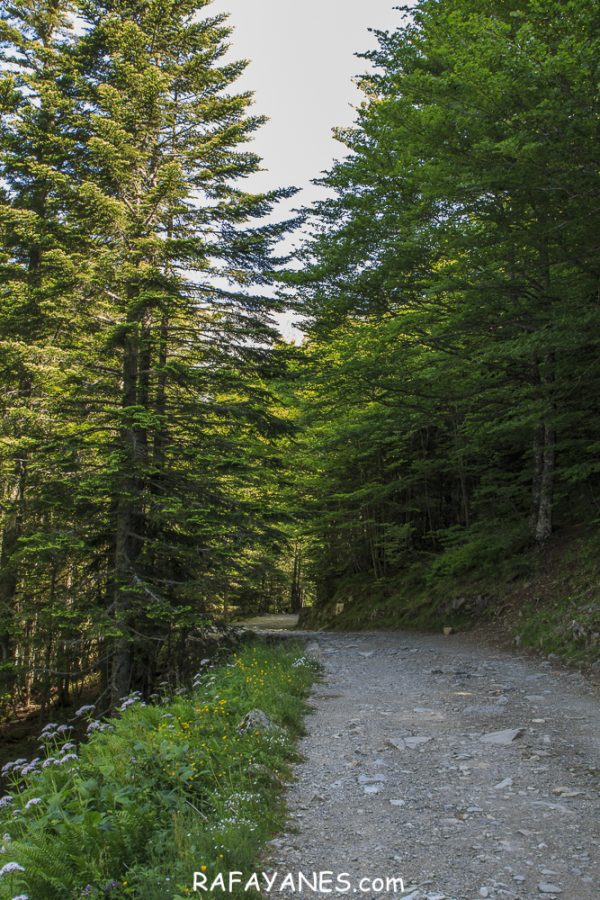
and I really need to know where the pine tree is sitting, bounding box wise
[0,0,81,705]
[71,0,293,700]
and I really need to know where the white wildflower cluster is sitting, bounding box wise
[86,720,112,735]
[119,690,144,712]
[210,815,257,833]
[39,723,72,742]
[0,832,11,854]
[0,797,13,810]
[0,861,25,878]
[19,759,41,777]
[223,791,259,811]
[292,656,308,668]
[58,754,78,766]
[1,761,25,777]
[24,798,42,811]
[74,704,95,718]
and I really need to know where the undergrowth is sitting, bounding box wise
[303,529,600,669]
[0,642,318,899]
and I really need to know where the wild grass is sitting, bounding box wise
[0,642,318,899]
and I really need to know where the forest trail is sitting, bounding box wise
[266,631,600,900]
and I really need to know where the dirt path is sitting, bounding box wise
[267,630,600,900]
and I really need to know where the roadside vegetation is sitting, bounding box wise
[302,529,600,670]
[0,642,318,900]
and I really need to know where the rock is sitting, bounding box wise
[531,801,575,815]
[237,708,277,734]
[479,889,490,898]
[443,627,454,636]
[358,774,386,784]
[388,737,406,751]
[358,651,374,658]
[405,736,434,749]
[480,727,525,745]
[363,784,382,794]
[538,884,562,894]
[493,777,513,790]
[390,799,405,806]
[552,787,583,798]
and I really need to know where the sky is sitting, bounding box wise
[209,0,405,338]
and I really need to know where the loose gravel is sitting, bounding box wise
[266,630,600,900]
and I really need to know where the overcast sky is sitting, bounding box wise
[208,1,406,337]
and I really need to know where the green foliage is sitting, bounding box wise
[283,0,600,628]
[0,642,318,899]
[0,0,294,712]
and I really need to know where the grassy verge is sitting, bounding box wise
[0,642,318,899]
[302,529,600,669]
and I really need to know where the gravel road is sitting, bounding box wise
[266,630,600,900]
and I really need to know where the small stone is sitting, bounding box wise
[358,774,386,784]
[405,736,433,749]
[443,627,454,636]
[552,787,583,798]
[479,889,490,898]
[538,884,562,894]
[493,777,513,790]
[238,708,279,734]
[480,728,525,745]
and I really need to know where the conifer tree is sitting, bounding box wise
[0,0,81,703]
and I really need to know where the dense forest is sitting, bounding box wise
[1,0,599,720]
[0,0,294,715]
[285,0,600,631]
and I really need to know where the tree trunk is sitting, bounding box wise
[534,424,555,543]
[290,541,303,613]
[111,309,142,704]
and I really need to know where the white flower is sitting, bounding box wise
[42,758,58,769]
[12,894,29,899]
[119,698,137,711]
[59,743,76,754]
[40,724,57,733]
[0,861,25,877]
[0,797,13,810]
[58,754,78,765]
[74,705,95,717]
[24,798,42,810]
